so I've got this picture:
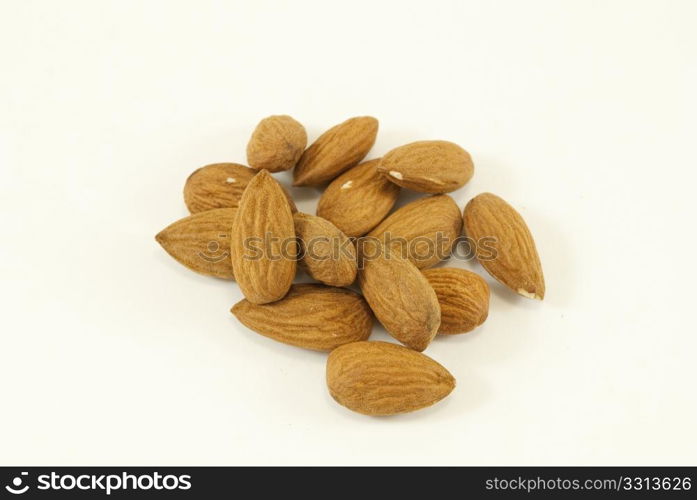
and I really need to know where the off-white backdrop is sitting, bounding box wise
[1,0,695,465]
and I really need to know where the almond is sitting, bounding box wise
[293,212,357,287]
[378,140,474,193]
[231,284,372,351]
[246,115,307,172]
[365,195,463,269]
[230,170,297,304]
[184,163,256,213]
[293,116,378,187]
[358,246,440,351]
[422,268,489,334]
[155,208,236,279]
[463,193,545,299]
[184,163,297,214]
[316,158,400,237]
[327,341,455,416]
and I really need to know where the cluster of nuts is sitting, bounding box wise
[156,115,545,416]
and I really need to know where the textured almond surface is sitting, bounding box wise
[422,268,490,334]
[230,170,297,304]
[246,115,307,172]
[316,158,400,237]
[378,140,474,193]
[293,116,378,186]
[327,341,455,416]
[366,195,463,269]
[463,193,545,299]
[358,247,440,351]
[183,163,256,213]
[155,208,236,279]
[232,284,372,351]
[293,212,357,287]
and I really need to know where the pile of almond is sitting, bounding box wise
[156,115,545,416]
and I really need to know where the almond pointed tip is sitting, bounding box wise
[292,171,311,187]
[517,288,543,300]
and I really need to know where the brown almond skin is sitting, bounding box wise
[293,116,378,187]
[327,341,455,416]
[184,163,256,213]
[463,193,545,300]
[155,208,236,279]
[378,140,474,193]
[422,268,490,334]
[358,247,440,352]
[316,158,400,237]
[230,170,297,304]
[246,115,307,172]
[365,195,463,269]
[231,284,372,351]
[293,212,357,287]
[184,163,297,214]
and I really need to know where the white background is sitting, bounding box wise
[1,0,696,465]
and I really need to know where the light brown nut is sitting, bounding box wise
[316,159,400,237]
[293,116,378,187]
[327,341,455,416]
[231,284,372,351]
[293,212,357,287]
[358,247,440,351]
[230,170,297,304]
[184,163,256,213]
[365,195,463,269]
[155,208,236,279]
[184,163,297,214]
[422,268,490,334]
[463,193,545,300]
[246,115,307,173]
[378,140,474,193]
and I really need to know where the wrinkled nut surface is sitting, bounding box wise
[378,140,474,194]
[247,115,307,172]
[293,116,378,187]
[327,341,455,416]
[232,284,372,351]
[358,246,440,352]
[293,212,357,287]
[463,193,545,300]
[422,268,490,334]
[230,170,297,304]
[365,194,463,270]
[316,158,400,237]
[184,162,297,213]
[156,208,237,279]
[184,163,256,214]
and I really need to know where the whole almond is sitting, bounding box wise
[293,212,357,287]
[293,116,378,187]
[232,284,372,351]
[358,246,440,351]
[246,115,307,172]
[316,158,400,237]
[327,341,455,416]
[365,195,463,269]
[378,140,474,193]
[155,208,236,279]
[230,170,297,304]
[463,193,545,300]
[422,268,490,334]
[184,163,297,214]
[184,163,256,213]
